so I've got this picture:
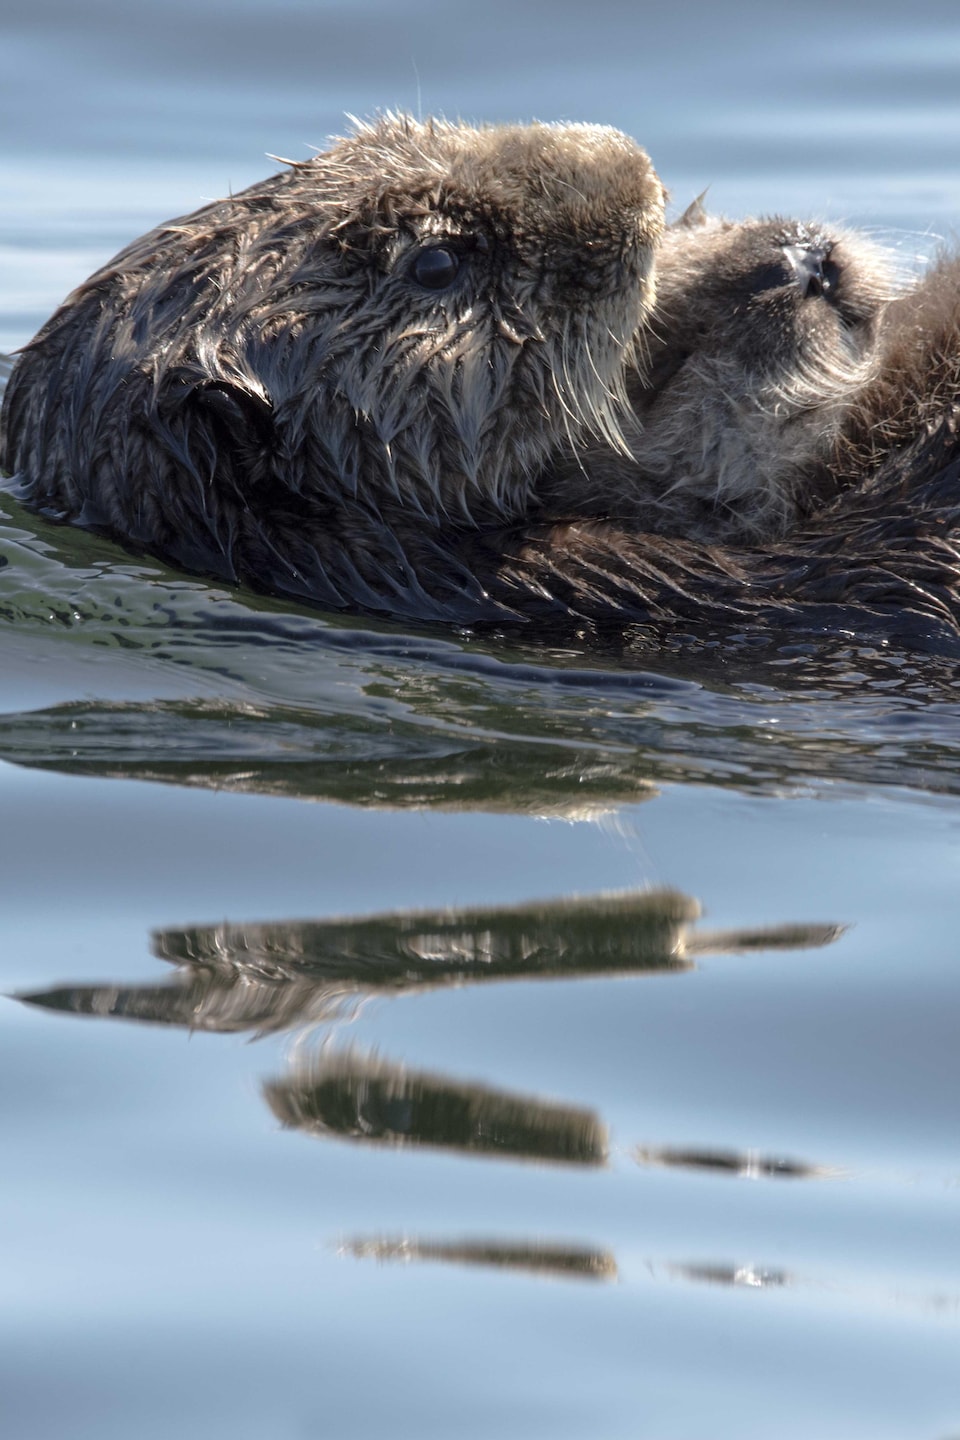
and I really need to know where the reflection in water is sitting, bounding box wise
[661,1260,960,1318]
[668,1261,792,1290]
[16,889,844,1038]
[8,676,960,809]
[0,694,658,815]
[342,1238,960,1311]
[264,1049,608,1167]
[20,965,347,1036]
[341,1234,617,1282]
[5,502,960,810]
[636,1145,831,1181]
[15,889,845,1185]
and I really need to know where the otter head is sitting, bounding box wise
[545,209,903,542]
[0,115,664,560]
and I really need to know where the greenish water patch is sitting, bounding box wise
[4,492,960,808]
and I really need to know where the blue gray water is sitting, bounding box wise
[3,4,960,1437]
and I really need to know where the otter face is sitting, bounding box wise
[546,213,903,543]
[644,216,893,385]
[0,115,664,560]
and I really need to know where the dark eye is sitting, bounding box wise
[746,260,795,295]
[411,245,460,290]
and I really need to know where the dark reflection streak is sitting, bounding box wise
[14,889,845,1040]
[264,1049,608,1167]
[157,888,702,987]
[16,972,358,1036]
[667,1261,792,1290]
[636,1145,833,1181]
[0,695,658,813]
[659,1260,960,1317]
[685,923,846,955]
[340,1235,617,1282]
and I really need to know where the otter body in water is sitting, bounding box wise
[5,118,960,652]
[0,115,664,620]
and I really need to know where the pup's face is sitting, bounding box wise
[617,214,904,538]
[641,216,896,388]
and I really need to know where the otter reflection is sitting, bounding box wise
[0,695,655,814]
[660,1259,960,1317]
[667,1261,791,1290]
[635,1145,832,1181]
[265,1049,607,1167]
[16,889,844,1038]
[341,1234,617,1282]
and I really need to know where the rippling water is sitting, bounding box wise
[3,4,960,1437]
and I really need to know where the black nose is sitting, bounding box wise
[783,244,832,300]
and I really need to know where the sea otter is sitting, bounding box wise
[5,122,960,652]
[472,221,960,652]
[0,114,664,621]
[540,209,904,543]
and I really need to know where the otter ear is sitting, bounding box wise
[154,371,276,490]
[677,190,710,229]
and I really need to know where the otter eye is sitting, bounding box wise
[747,260,795,294]
[411,245,460,290]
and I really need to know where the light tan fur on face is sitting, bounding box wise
[543,211,905,542]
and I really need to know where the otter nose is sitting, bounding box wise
[783,244,831,299]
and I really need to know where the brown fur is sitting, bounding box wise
[467,242,960,652]
[837,252,960,472]
[6,123,960,652]
[542,212,903,542]
[0,114,664,620]
[455,217,960,654]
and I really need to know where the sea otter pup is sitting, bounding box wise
[541,210,904,543]
[474,226,960,652]
[0,115,664,620]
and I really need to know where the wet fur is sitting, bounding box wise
[6,122,960,652]
[0,114,664,619]
[838,252,960,472]
[542,213,903,542]
[470,247,960,652]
